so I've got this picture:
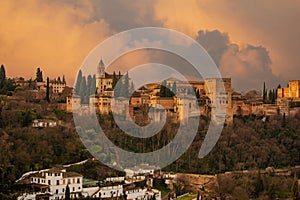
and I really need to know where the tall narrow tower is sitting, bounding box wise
[98,59,105,78]
[96,59,105,95]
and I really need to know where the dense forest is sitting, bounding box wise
[1,65,300,198]
[1,103,300,198]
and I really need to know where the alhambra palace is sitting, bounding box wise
[66,59,300,123]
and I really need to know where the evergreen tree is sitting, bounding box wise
[292,173,299,200]
[123,191,127,200]
[20,109,32,127]
[36,67,43,82]
[160,80,167,97]
[112,71,118,88]
[267,182,276,200]
[87,75,92,97]
[0,64,6,90]
[0,98,3,128]
[172,81,177,97]
[45,77,50,102]
[75,70,83,95]
[90,75,96,95]
[124,72,129,98]
[282,112,287,127]
[130,81,134,94]
[65,184,70,200]
[263,82,266,103]
[268,90,272,103]
[166,82,171,97]
[196,89,200,99]
[277,84,281,89]
[28,78,34,88]
[272,89,276,103]
[79,76,87,104]
[114,79,121,98]
[254,170,264,198]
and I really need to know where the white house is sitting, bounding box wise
[17,168,83,200]
[105,176,125,182]
[82,185,123,199]
[126,188,161,200]
[125,164,159,178]
[32,119,58,128]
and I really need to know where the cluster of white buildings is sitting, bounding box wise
[17,164,162,200]
[32,119,58,128]
[17,168,83,200]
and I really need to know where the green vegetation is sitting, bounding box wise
[290,102,300,108]
[176,193,197,200]
[0,65,16,95]
[153,179,170,196]
[35,67,43,82]
[217,172,295,199]
[1,89,300,198]
[45,77,50,102]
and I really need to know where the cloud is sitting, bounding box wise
[1,0,299,91]
[153,0,300,83]
[87,0,163,31]
[0,0,112,85]
[219,44,280,92]
[196,30,230,66]
[195,30,281,92]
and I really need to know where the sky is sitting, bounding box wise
[0,0,299,92]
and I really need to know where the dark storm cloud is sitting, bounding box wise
[88,0,163,31]
[196,30,230,66]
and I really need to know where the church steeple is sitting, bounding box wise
[97,58,105,78]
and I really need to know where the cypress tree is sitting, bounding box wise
[0,65,6,90]
[160,80,167,97]
[124,73,129,98]
[79,76,87,104]
[65,184,70,200]
[196,89,200,99]
[87,75,92,97]
[263,82,266,103]
[112,71,117,88]
[172,81,177,97]
[45,77,50,102]
[254,170,264,198]
[75,70,83,95]
[272,89,276,103]
[268,90,272,103]
[36,67,43,82]
[130,81,134,94]
[166,82,171,97]
[90,75,96,95]
[282,112,287,127]
[292,173,299,200]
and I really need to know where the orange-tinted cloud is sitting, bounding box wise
[1,0,299,91]
[0,0,111,85]
[153,0,300,82]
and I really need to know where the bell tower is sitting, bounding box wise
[96,59,105,95]
[97,59,105,78]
